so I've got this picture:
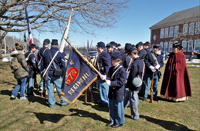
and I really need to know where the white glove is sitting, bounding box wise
[155,64,160,70]
[149,65,156,72]
[106,80,111,86]
[100,75,106,80]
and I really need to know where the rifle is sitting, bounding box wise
[149,72,154,103]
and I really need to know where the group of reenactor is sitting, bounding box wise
[94,41,164,128]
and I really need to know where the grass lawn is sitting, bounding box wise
[0,61,199,131]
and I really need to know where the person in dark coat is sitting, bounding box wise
[106,43,114,57]
[103,52,126,128]
[124,47,145,120]
[160,43,192,102]
[40,39,68,108]
[140,44,164,101]
[25,44,38,95]
[143,41,151,53]
[136,42,146,60]
[38,39,50,97]
[96,42,111,107]
[117,44,125,55]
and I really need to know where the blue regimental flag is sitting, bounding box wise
[61,48,98,103]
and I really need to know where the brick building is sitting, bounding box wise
[149,6,200,58]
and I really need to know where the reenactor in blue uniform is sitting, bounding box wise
[143,41,151,53]
[136,42,147,60]
[106,43,114,57]
[124,47,145,120]
[40,39,68,108]
[141,44,164,101]
[110,41,120,54]
[38,39,50,97]
[104,52,126,128]
[96,42,111,107]
[117,44,125,55]
[25,44,38,95]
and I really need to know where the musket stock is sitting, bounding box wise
[150,72,155,103]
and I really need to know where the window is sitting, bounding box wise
[182,40,187,52]
[160,28,164,38]
[160,42,163,51]
[174,26,179,37]
[188,40,193,51]
[195,22,200,34]
[183,24,188,35]
[194,39,200,51]
[169,41,173,52]
[165,28,168,38]
[164,42,168,51]
[189,23,194,35]
[169,27,173,37]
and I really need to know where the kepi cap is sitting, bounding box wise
[136,42,143,48]
[111,52,122,61]
[96,41,105,48]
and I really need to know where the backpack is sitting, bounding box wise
[10,56,21,70]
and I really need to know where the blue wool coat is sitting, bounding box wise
[107,64,127,102]
[127,57,144,91]
[40,47,65,77]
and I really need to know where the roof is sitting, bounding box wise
[150,6,200,29]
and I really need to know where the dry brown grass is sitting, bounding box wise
[0,61,199,131]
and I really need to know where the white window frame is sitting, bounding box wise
[182,40,187,52]
[194,39,200,51]
[189,23,194,35]
[160,28,164,38]
[164,42,168,52]
[169,41,173,52]
[188,40,193,51]
[195,21,200,34]
[174,26,179,37]
[169,27,173,37]
[183,24,188,35]
[165,28,168,38]
[160,42,164,51]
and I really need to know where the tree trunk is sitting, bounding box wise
[0,36,3,59]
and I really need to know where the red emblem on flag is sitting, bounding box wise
[66,67,79,85]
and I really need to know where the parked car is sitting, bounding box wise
[82,51,98,58]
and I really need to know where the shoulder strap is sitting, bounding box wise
[111,65,123,79]
[25,52,33,61]
[48,49,57,69]
[42,49,59,78]
[126,57,133,72]
[151,52,158,65]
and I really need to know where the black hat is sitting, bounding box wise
[153,44,161,49]
[15,43,19,47]
[173,42,181,48]
[117,44,121,47]
[51,39,58,45]
[128,47,137,53]
[43,39,50,45]
[97,41,105,48]
[110,41,117,47]
[136,42,143,48]
[111,52,122,61]
[132,44,136,47]
[144,41,150,46]
[125,43,132,51]
[106,43,113,48]
[16,44,23,50]
[29,44,36,50]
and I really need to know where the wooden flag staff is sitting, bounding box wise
[65,39,102,76]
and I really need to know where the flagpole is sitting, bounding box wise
[59,8,73,53]
[66,39,102,76]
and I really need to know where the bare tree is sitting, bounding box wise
[0,0,130,58]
